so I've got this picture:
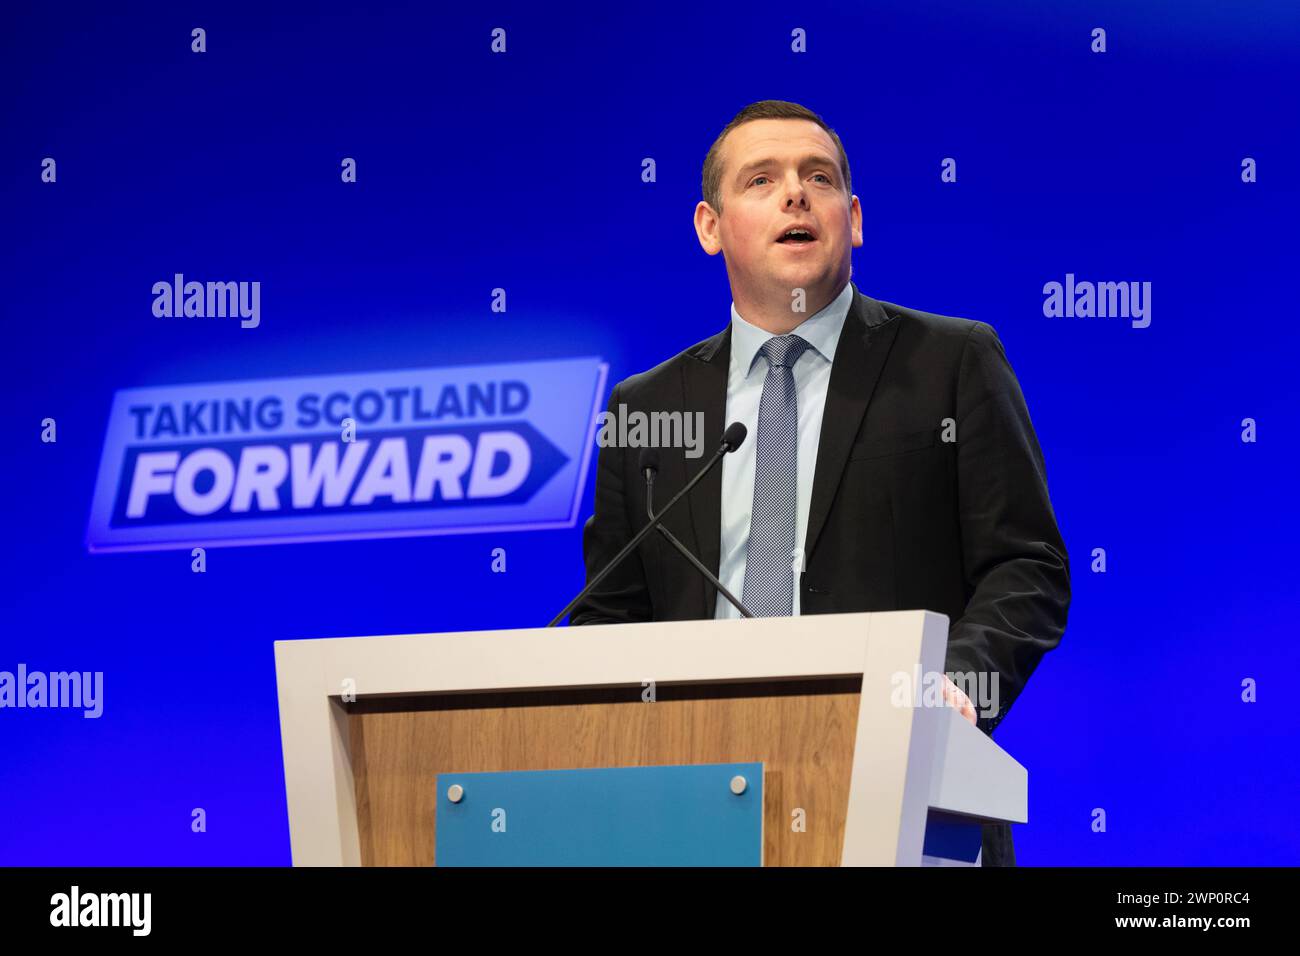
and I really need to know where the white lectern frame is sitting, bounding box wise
[274,610,1027,866]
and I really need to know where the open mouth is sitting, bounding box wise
[776,228,817,244]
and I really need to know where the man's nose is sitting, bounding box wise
[781,173,810,208]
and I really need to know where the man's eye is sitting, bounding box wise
[751,176,770,186]
[812,173,831,183]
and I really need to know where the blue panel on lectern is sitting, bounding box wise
[923,811,984,863]
[434,763,763,866]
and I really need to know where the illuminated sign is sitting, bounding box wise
[86,358,607,551]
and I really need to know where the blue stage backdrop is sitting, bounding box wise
[2,1,1297,865]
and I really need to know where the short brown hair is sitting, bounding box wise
[701,100,852,214]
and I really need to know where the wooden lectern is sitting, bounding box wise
[274,610,1026,866]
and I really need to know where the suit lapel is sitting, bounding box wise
[804,284,902,562]
[673,284,899,615]
[681,324,731,616]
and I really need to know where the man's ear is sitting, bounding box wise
[849,194,864,249]
[694,201,723,256]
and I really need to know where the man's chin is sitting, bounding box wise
[766,263,828,292]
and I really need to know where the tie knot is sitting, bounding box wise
[760,334,810,369]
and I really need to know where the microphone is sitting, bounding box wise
[639,447,753,618]
[546,422,748,627]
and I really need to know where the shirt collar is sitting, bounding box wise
[729,279,854,380]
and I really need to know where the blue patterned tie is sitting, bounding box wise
[742,334,811,617]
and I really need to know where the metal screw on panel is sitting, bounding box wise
[730,775,747,795]
[447,784,464,803]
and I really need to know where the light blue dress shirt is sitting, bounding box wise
[714,280,854,619]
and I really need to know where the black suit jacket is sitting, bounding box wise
[570,281,1070,866]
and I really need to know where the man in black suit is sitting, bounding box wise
[569,100,1070,867]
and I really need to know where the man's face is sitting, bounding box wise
[695,118,863,307]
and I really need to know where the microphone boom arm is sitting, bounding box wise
[546,430,742,628]
[645,470,753,618]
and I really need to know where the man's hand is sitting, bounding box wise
[942,674,977,726]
